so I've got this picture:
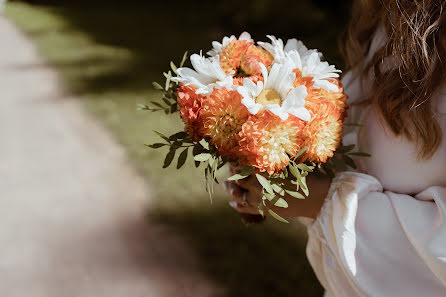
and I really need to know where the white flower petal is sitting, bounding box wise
[239,32,253,41]
[289,107,311,122]
[284,85,308,102]
[243,78,258,94]
[284,38,298,52]
[313,80,339,92]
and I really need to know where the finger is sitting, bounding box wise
[228,201,259,215]
[235,174,259,190]
[225,181,245,203]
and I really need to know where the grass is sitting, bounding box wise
[5,1,350,295]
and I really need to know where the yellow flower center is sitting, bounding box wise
[256,89,282,106]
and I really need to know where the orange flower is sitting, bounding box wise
[299,100,343,164]
[240,45,274,76]
[177,84,205,141]
[238,111,306,175]
[232,74,263,86]
[199,88,250,159]
[293,68,315,94]
[307,78,348,120]
[219,39,254,75]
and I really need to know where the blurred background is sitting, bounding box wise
[2,1,351,296]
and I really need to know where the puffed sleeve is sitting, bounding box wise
[304,171,446,297]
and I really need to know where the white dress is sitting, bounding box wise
[302,25,446,296]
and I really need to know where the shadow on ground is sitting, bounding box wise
[150,195,324,297]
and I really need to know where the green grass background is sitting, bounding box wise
[5,1,350,296]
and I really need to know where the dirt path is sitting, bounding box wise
[0,17,217,297]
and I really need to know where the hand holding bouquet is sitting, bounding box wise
[144,32,364,223]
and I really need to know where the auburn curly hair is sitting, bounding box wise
[340,0,446,159]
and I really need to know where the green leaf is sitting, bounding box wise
[258,203,264,217]
[146,143,166,149]
[194,153,211,162]
[348,152,371,157]
[343,154,357,169]
[294,146,309,159]
[271,184,285,196]
[285,190,305,199]
[227,166,254,181]
[162,97,172,106]
[170,104,178,113]
[300,176,309,196]
[165,70,172,91]
[336,144,355,153]
[177,148,188,169]
[332,157,348,170]
[199,139,209,150]
[180,51,188,67]
[297,163,313,172]
[170,61,178,74]
[271,196,288,208]
[150,101,164,108]
[169,131,188,141]
[289,164,301,179]
[267,209,289,223]
[256,174,274,195]
[163,148,176,168]
[152,82,163,90]
[193,143,205,156]
[153,130,170,142]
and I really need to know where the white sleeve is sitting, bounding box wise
[304,171,446,297]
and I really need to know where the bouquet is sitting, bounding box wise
[143,32,365,223]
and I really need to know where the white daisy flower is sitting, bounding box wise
[285,50,341,92]
[237,62,311,121]
[258,35,322,64]
[259,35,341,92]
[207,32,253,57]
[172,53,234,95]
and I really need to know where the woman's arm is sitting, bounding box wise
[225,166,332,219]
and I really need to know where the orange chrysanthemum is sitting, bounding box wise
[240,45,274,76]
[219,39,254,75]
[177,84,205,141]
[238,111,306,175]
[199,88,250,159]
[307,78,348,120]
[299,100,344,164]
[233,74,263,86]
[293,68,315,94]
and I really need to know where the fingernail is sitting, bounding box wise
[230,188,235,196]
[229,201,238,208]
[222,182,228,191]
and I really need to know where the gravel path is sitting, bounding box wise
[0,17,217,297]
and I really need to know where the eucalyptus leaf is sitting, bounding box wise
[153,130,170,143]
[170,61,178,74]
[194,153,211,162]
[150,101,164,108]
[163,148,176,168]
[285,190,305,199]
[177,148,188,169]
[271,196,288,208]
[146,143,166,149]
[180,51,188,67]
[297,163,313,172]
[294,146,309,159]
[170,104,178,113]
[256,174,274,194]
[152,82,163,90]
[289,164,301,179]
[336,144,355,153]
[343,154,357,169]
[271,184,285,196]
[162,98,172,106]
[267,209,289,223]
[349,152,371,157]
[199,139,209,150]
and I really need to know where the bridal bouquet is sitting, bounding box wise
[143,32,362,223]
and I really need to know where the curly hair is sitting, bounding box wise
[340,0,446,159]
